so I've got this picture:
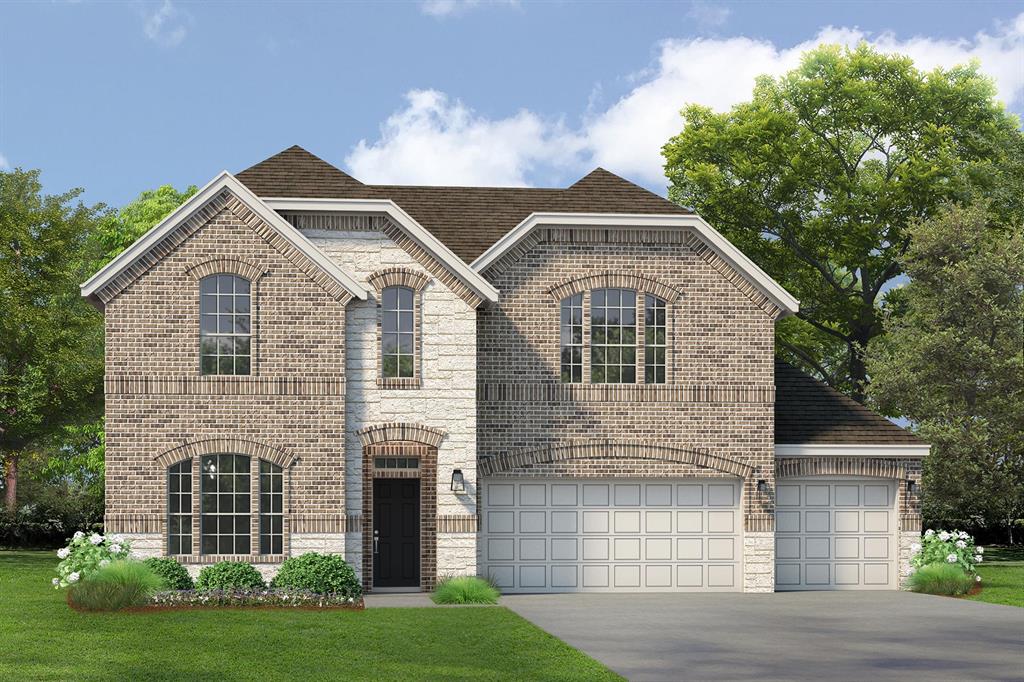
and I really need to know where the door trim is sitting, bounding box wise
[360,439,438,593]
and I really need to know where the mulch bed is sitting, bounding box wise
[67,591,365,613]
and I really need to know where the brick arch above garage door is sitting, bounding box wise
[776,457,905,480]
[480,441,755,478]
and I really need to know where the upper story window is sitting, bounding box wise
[644,295,667,384]
[381,286,415,379]
[591,288,636,384]
[200,274,251,376]
[560,293,583,383]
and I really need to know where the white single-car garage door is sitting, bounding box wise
[480,478,743,593]
[775,478,897,590]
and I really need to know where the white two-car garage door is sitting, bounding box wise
[480,478,743,593]
[775,479,897,590]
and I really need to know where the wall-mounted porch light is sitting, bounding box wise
[906,479,919,495]
[451,469,465,493]
[756,479,768,494]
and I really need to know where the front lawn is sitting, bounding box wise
[968,563,1024,608]
[0,551,620,681]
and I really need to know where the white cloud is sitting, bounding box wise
[143,0,191,47]
[0,153,9,171]
[420,0,518,18]
[346,90,584,186]
[687,1,731,31]
[348,15,1024,188]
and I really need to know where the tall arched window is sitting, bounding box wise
[200,274,251,376]
[560,293,584,383]
[644,295,667,384]
[167,460,192,555]
[381,286,415,379]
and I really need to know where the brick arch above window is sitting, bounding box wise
[153,437,297,469]
[547,272,682,304]
[366,267,431,294]
[479,440,755,478]
[184,257,269,283]
[355,422,447,448]
[776,457,906,480]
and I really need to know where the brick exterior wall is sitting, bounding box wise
[103,199,350,571]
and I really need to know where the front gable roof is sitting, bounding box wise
[80,172,368,309]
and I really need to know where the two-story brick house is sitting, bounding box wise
[82,146,927,593]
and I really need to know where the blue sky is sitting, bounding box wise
[2,0,1022,208]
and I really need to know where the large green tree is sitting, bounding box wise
[91,184,196,272]
[0,169,106,511]
[867,203,1023,541]
[664,43,1024,401]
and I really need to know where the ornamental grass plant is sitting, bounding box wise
[908,562,976,596]
[432,576,500,605]
[67,560,166,611]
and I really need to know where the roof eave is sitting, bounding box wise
[80,173,369,310]
[471,212,800,317]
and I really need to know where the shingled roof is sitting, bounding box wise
[774,360,922,445]
[236,146,691,263]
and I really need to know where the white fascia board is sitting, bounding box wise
[262,197,499,304]
[470,212,800,316]
[775,444,931,457]
[81,173,368,302]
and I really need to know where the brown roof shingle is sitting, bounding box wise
[775,360,923,445]
[236,146,691,263]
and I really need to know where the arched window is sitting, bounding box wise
[259,460,284,555]
[644,295,667,384]
[381,286,415,379]
[560,293,583,383]
[167,460,192,555]
[201,454,251,555]
[590,288,636,384]
[200,274,251,376]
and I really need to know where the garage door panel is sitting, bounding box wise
[775,480,896,591]
[481,478,741,593]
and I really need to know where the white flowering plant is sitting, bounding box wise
[53,531,132,588]
[911,529,982,578]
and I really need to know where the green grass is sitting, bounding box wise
[69,560,166,611]
[983,545,1024,563]
[432,576,500,605]
[968,564,1024,608]
[908,563,974,595]
[0,551,620,681]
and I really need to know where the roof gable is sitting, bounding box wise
[774,360,924,445]
[81,172,368,308]
[237,145,366,198]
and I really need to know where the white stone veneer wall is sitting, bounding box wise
[898,528,921,589]
[307,229,478,580]
[743,532,774,592]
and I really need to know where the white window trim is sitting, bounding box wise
[775,444,931,457]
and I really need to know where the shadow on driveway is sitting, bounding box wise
[503,591,1024,681]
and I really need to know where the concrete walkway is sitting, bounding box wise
[504,591,1024,681]
[363,592,496,608]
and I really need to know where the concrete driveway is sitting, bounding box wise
[503,592,1024,681]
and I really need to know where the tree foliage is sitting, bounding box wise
[867,203,1024,541]
[664,43,1024,401]
[0,169,105,511]
[91,184,196,272]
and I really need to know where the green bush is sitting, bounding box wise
[270,553,361,597]
[195,561,265,592]
[143,557,194,590]
[909,562,976,596]
[67,560,166,611]
[432,576,500,605]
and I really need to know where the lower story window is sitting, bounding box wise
[201,454,251,555]
[167,460,192,555]
[259,461,283,555]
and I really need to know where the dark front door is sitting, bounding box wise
[373,478,420,588]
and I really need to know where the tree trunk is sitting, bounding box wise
[3,453,17,513]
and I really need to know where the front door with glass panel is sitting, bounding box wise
[373,478,420,588]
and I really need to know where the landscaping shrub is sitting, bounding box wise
[270,553,361,598]
[67,560,166,611]
[908,562,975,596]
[151,588,361,609]
[195,561,266,591]
[143,557,194,590]
[432,576,500,605]
[911,529,984,578]
[53,531,132,589]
